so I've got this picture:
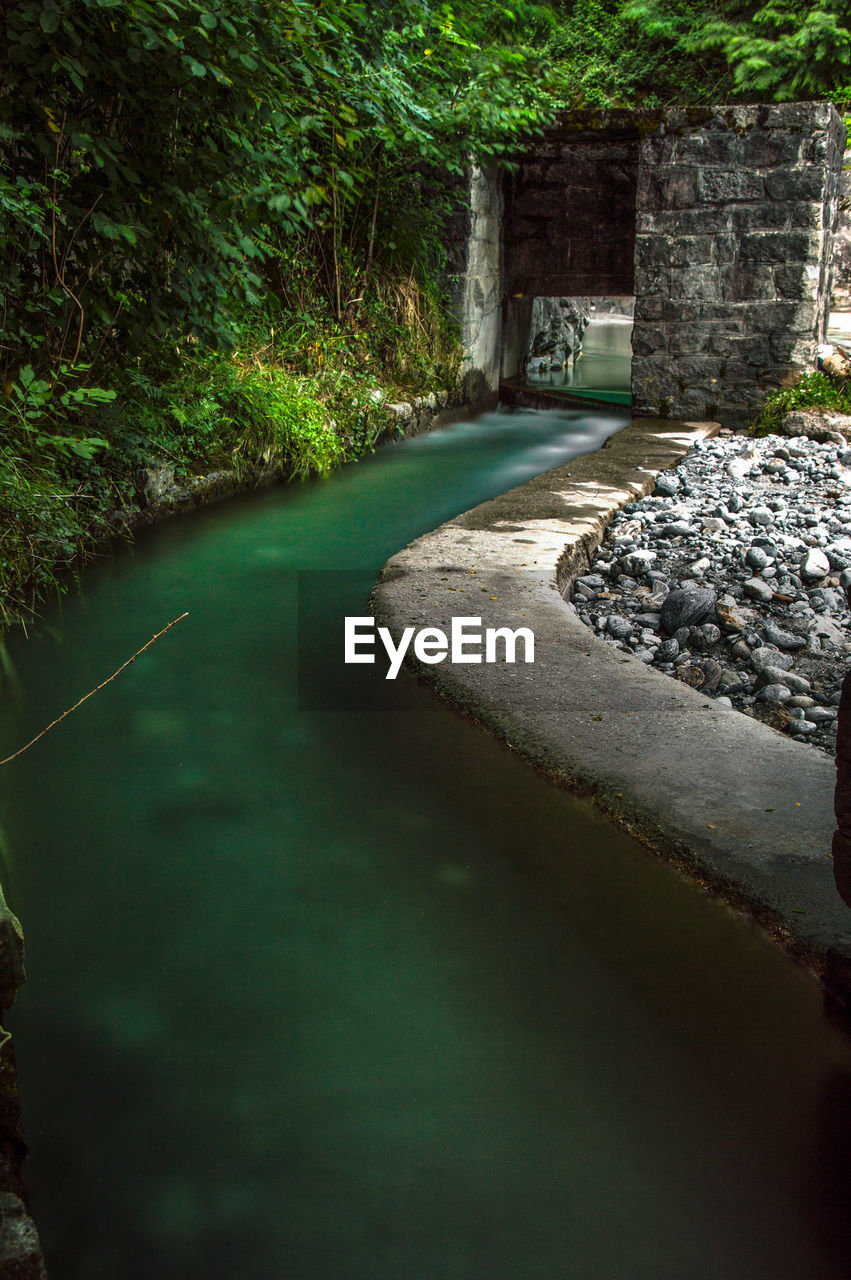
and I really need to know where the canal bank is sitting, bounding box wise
[372,415,851,995]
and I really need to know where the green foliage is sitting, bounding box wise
[0,0,552,631]
[156,356,346,481]
[623,0,851,102]
[749,371,851,435]
[0,0,557,389]
[5,365,113,460]
[544,0,730,108]
[690,2,851,101]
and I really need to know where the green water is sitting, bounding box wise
[2,404,851,1279]
[525,315,633,404]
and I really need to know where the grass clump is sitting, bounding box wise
[749,371,851,436]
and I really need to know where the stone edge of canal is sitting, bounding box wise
[371,415,851,1007]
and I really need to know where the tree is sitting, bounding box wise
[623,0,851,103]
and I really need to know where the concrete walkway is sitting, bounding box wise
[371,416,851,997]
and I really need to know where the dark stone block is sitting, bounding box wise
[679,387,727,414]
[731,202,794,231]
[634,296,664,321]
[637,167,699,210]
[674,133,741,166]
[670,264,721,301]
[631,326,667,357]
[636,209,732,236]
[774,263,816,299]
[723,360,774,382]
[720,264,776,301]
[708,333,771,363]
[741,132,801,168]
[739,230,818,263]
[640,135,676,166]
[800,137,830,165]
[675,355,725,382]
[711,234,738,263]
[769,332,819,363]
[699,169,764,203]
[747,300,819,331]
[635,237,670,269]
[675,325,712,354]
[633,265,670,295]
[697,301,749,322]
[661,299,701,322]
[787,201,827,229]
[758,102,834,131]
[764,169,829,203]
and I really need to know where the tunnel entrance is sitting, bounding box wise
[457,104,845,425]
[501,118,639,390]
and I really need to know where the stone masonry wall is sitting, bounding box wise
[632,102,846,423]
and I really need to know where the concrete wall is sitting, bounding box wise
[452,166,502,403]
[831,146,851,310]
[633,102,846,423]
[453,103,846,423]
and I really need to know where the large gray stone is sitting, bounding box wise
[750,646,794,673]
[802,548,831,581]
[757,683,792,704]
[780,411,850,442]
[660,584,717,634]
[756,666,812,693]
[744,577,774,602]
[763,619,807,650]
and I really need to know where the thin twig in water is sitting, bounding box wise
[0,613,189,766]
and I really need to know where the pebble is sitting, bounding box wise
[574,432,851,755]
[757,684,792,704]
[607,615,633,640]
[802,548,831,580]
[744,577,774,602]
[763,620,807,650]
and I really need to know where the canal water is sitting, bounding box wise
[2,400,851,1279]
[524,313,633,405]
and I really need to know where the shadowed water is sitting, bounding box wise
[2,403,851,1278]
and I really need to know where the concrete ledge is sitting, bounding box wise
[371,416,851,986]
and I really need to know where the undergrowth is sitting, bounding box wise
[749,371,851,436]
[0,272,462,634]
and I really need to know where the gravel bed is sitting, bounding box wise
[573,431,851,755]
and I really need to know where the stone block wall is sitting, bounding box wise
[632,103,846,423]
[451,103,845,420]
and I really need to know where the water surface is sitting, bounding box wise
[525,315,633,403]
[2,403,851,1279]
